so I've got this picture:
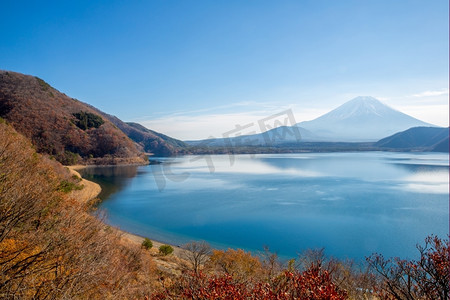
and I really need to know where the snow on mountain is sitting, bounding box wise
[186,96,437,146]
[296,96,435,142]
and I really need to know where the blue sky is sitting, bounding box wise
[1,0,448,139]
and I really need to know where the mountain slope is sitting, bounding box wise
[297,96,434,142]
[126,122,187,148]
[0,70,178,164]
[431,137,449,152]
[375,127,449,152]
[98,112,188,156]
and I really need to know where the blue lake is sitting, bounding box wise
[80,152,449,261]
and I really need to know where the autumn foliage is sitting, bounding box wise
[150,248,349,299]
[0,121,157,298]
[150,235,450,299]
[152,265,347,299]
[208,249,263,281]
[367,235,450,299]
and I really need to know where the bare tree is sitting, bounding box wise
[182,241,212,273]
[297,248,327,271]
[260,245,282,281]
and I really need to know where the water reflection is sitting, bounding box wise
[86,152,448,260]
[79,165,138,200]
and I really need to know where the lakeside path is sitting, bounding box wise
[67,165,187,260]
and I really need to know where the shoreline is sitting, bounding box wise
[67,166,102,204]
[67,165,185,257]
[120,230,186,257]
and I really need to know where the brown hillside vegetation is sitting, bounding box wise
[0,120,160,298]
[0,70,148,165]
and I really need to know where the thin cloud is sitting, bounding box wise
[412,89,449,98]
[141,112,270,140]
[395,104,448,127]
[139,107,326,140]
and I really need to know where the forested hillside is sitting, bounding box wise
[0,71,186,164]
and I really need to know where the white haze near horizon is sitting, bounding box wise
[138,92,449,141]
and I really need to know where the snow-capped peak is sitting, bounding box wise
[296,96,434,142]
[318,96,392,120]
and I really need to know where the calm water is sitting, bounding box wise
[80,152,449,261]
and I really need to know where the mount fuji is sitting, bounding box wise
[296,96,435,142]
[186,96,437,146]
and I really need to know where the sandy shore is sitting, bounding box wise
[121,231,186,257]
[67,166,102,203]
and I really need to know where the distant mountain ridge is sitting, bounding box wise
[0,70,186,164]
[187,96,437,147]
[376,127,449,152]
[297,96,434,142]
[187,127,449,153]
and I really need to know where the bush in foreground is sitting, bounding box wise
[142,238,153,250]
[159,244,174,256]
